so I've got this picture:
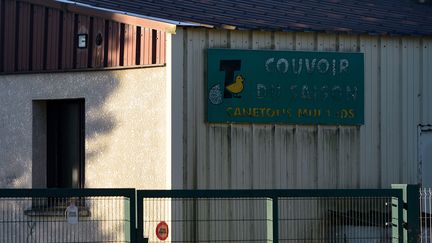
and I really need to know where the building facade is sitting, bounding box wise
[1,0,432,241]
[0,0,173,189]
[0,0,431,192]
[171,28,432,190]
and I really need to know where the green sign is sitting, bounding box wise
[207,49,364,125]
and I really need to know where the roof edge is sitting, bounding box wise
[20,0,177,33]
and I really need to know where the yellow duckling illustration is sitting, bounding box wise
[226,75,245,95]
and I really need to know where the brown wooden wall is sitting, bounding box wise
[0,0,167,74]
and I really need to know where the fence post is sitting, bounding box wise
[391,195,404,243]
[136,191,145,243]
[392,184,420,243]
[125,196,131,242]
[272,197,279,243]
[406,185,420,243]
[266,198,273,242]
[130,189,137,243]
[266,197,279,243]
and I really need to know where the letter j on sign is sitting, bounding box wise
[207,49,364,125]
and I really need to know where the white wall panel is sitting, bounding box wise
[274,32,297,190]
[316,34,339,189]
[380,37,402,186]
[422,39,432,124]
[176,27,432,190]
[359,36,380,188]
[401,38,421,183]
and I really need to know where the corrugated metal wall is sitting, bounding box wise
[178,28,432,189]
[0,0,166,74]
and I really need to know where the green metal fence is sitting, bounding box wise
[0,188,408,243]
[0,188,136,243]
[420,188,431,242]
[137,189,404,243]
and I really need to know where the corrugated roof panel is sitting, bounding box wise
[70,0,432,36]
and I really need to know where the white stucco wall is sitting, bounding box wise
[0,67,169,189]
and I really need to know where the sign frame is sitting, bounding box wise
[206,48,364,125]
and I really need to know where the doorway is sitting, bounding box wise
[419,125,432,188]
[32,99,85,189]
[46,99,85,188]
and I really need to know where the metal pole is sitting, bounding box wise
[129,189,137,243]
[392,184,420,243]
[406,185,420,243]
[272,197,279,243]
[399,196,404,243]
[136,191,145,243]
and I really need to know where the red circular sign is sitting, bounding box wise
[156,221,169,241]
